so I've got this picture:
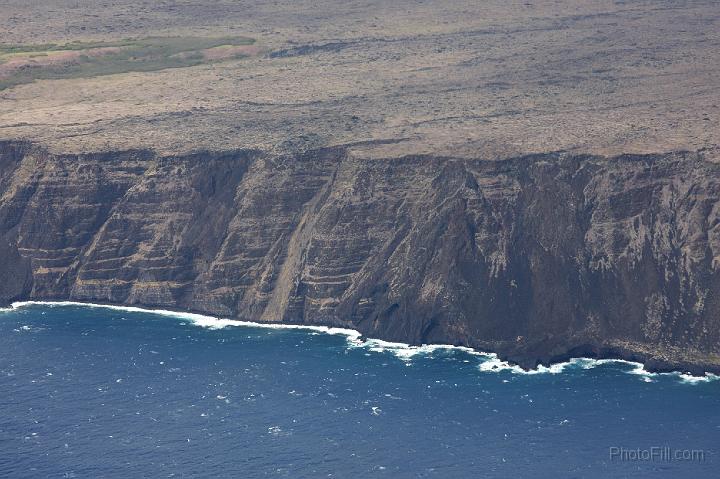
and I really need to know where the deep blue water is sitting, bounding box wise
[1,303,718,478]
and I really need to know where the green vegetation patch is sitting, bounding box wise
[0,36,256,90]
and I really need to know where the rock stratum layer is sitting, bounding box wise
[1,140,719,374]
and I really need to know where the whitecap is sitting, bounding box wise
[13,324,45,333]
[267,426,289,437]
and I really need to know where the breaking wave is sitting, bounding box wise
[6,301,719,384]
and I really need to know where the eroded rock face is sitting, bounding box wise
[1,140,719,373]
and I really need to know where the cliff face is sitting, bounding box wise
[1,140,719,373]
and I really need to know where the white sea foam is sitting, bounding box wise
[6,301,719,384]
[346,337,483,363]
[677,373,720,384]
[477,356,601,375]
[519,357,719,384]
[8,300,363,340]
[475,355,720,384]
[477,354,526,374]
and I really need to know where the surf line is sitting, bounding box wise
[6,300,719,384]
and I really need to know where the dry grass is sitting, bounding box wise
[0,0,718,159]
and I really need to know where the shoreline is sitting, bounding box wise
[3,300,719,385]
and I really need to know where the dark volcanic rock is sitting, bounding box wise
[0,237,32,305]
[1,140,719,373]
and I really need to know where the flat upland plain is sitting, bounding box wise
[0,0,718,159]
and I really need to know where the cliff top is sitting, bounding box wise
[1,0,718,159]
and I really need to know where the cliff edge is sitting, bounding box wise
[1,140,719,374]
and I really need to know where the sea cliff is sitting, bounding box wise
[1,140,719,374]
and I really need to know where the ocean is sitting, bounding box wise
[1,302,718,478]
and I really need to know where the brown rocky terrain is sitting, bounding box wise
[1,1,719,373]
